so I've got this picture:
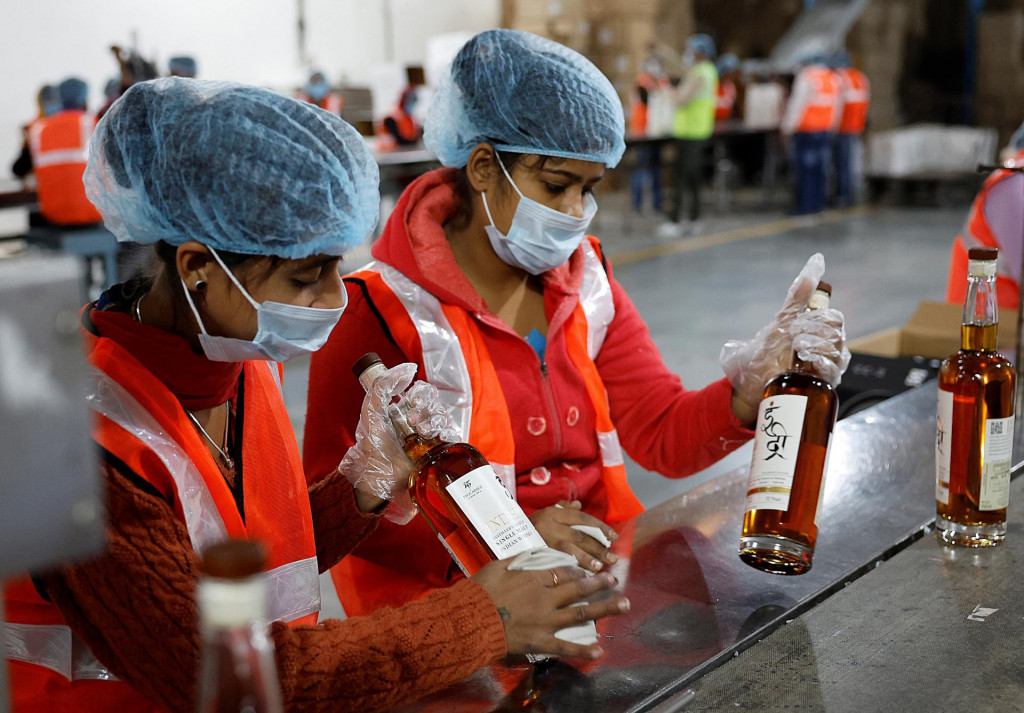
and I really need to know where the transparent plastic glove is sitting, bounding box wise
[719,253,849,414]
[338,363,418,524]
[399,381,461,443]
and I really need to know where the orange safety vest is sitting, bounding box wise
[715,80,737,121]
[945,151,1024,309]
[331,236,645,614]
[794,67,840,134]
[28,111,102,226]
[4,331,319,713]
[836,68,869,134]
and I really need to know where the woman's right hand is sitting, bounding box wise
[472,561,630,660]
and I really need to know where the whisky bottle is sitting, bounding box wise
[936,247,1015,547]
[195,539,283,713]
[354,353,546,575]
[739,281,839,575]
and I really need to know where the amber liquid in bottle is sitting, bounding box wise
[739,284,838,575]
[195,540,283,713]
[936,248,1015,547]
[353,353,545,576]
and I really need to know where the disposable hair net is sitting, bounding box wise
[84,77,379,259]
[1010,121,1024,152]
[59,78,88,109]
[168,56,198,77]
[717,53,740,75]
[687,34,717,60]
[424,29,626,169]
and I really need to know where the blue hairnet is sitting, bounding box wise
[831,49,850,69]
[168,56,197,77]
[84,78,379,259]
[1009,121,1024,152]
[59,78,88,110]
[687,34,717,60]
[717,53,740,75]
[424,29,626,169]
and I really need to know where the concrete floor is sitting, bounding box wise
[281,185,971,617]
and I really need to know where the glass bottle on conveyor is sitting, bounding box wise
[936,246,1015,547]
[354,353,546,575]
[195,539,283,713]
[739,281,838,575]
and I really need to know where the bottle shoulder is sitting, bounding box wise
[763,369,836,395]
[940,351,1016,379]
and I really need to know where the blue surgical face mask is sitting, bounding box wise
[307,81,329,102]
[481,154,598,275]
[182,247,346,363]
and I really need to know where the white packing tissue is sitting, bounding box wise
[507,546,599,654]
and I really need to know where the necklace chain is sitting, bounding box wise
[185,402,234,473]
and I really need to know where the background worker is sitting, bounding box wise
[10,84,59,181]
[629,49,667,213]
[946,121,1024,309]
[715,52,741,123]
[297,69,344,115]
[659,33,718,237]
[782,54,841,216]
[26,77,103,226]
[2,78,626,713]
[167,55,198,78]
[831,49,869,207]
[303,29,850,618]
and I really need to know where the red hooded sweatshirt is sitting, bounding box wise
[304,168,752,614]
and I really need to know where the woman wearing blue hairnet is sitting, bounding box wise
[305,29,851,618]
[2,78,627,713]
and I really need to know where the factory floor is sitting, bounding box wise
[281,181,973,618]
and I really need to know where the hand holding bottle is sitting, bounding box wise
[472,562,629,660]
[719,253,849,423]
[529,501,620,572]
[339,363,454,523]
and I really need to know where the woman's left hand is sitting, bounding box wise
[530,501,620,571]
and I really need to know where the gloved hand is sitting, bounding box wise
[719,253,851,422]
[399,380,461,443]
[337,363,419,524]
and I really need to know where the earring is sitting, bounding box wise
[194,280,207,292]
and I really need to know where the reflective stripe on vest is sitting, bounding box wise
[4,355,320,692]
[29,113,92,168]
[4,623,117,682]
[348,237,644,521]
[369,261,518,493]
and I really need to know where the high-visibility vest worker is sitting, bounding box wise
[28,110,103,226]
[784,65,841,134]
[946,150,1024,309]
[715,80,737,121]
[836,67,870,135]
[3,318,319,713]
[329,237,645,616]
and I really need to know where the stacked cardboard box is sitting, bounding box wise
[847,0,911,131]
[976,10,1024,146]
[502,0,693,104]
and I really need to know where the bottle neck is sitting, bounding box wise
[791,288,830,374]
[388,405,445,464]
[197,576,268,629]
[961,272,998,351]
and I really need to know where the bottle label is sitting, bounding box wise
[744,394,808,512]
[935,389,953,506]
[813,433,833,526]
[446,465,546,559]
[979,415,1014,510]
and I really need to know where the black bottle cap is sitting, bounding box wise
[200,539,266,580]
[352,352,383,379]
[968,247,998,261]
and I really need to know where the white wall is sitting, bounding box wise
[1,0,499,174]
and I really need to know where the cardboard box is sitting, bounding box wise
[849,301,1015,360]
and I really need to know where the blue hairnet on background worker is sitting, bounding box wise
[3,76,625,713]
[167,55,198,78]
[303,28,850,619]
